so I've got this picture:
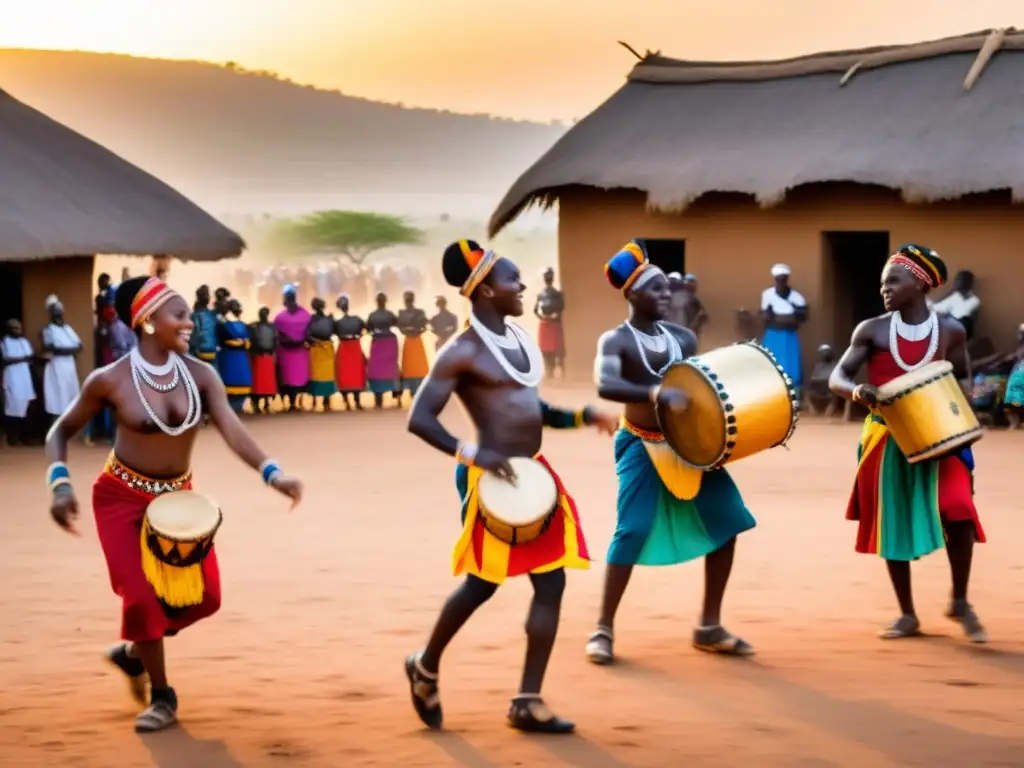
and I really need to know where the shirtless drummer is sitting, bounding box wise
[585,241,758,664]
[404,240,616,733]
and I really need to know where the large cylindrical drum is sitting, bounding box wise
[656,342,799,470]
[874,360,982,463]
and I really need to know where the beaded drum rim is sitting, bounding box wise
[667,341,800,470]
[876,360,955,406]
[904,426,984,462]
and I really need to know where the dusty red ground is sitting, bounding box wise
[2,388,1024,767]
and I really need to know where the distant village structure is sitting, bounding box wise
[489,29,1024,380]
[0,85,243,376]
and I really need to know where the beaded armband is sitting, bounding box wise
[46,462,72,493]
[259,459,283,486]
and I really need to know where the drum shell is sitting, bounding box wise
[145,524,219,568]
[875,365,983,463]
[478,505,555,546]
[656,342,798,470]
[144,491,223,568]
[475,457,559,546]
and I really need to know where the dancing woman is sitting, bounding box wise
[45,276,303,733]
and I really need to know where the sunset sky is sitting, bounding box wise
[3,1,1022,121]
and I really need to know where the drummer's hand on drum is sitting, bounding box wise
[656,385,690,413]
[50,487,80,536]
[853,384,879,407]
[270,475,304,509]
[476,449,517,485]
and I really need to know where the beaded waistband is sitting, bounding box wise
[620,418,665,442]
[105,454,192,495]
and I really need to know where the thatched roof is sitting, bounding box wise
[0,86,243,262]
[489,28,1024,237]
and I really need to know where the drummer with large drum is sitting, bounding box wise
[404,240,616,735]
[829,244,987,643]
[45,275,303,733]
[586,241,789,664]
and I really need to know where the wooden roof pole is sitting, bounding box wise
[963,28,1006,91]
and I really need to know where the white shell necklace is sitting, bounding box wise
[131,348,180,393]
[129,348,202,436]
[626,321,683,377]
[469,311,544,388]
[889,310,939,372]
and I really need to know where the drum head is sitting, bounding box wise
[146,491,221,539]
[478,457,558,526]
[656,362,725,468]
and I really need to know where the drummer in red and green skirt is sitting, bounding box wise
[829,244,987,643]
[403,239,617,734]
[584,241,757,666]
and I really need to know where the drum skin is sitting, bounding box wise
[875,360,983,463]
[657,342,798,470]
[145,490,222,568]
[477,457,558,546]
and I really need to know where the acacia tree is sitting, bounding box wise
[274,210,423,267]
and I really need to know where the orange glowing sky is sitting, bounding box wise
[3,0,1022,121]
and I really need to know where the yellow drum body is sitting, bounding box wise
[875,361,983,463]
[657,342,799,470]
[477,457,558,546]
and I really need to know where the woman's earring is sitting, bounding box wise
[142,322,155,335]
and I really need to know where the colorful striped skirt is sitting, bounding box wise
[846,415,984,561]
[606,422,756,566]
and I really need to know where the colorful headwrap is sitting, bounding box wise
[604,240,663,295]
[886,243,947,289]
[129,277,178,328]
[442,239,500,298]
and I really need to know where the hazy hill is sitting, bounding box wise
[0,50,567,219]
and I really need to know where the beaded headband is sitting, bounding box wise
[130,278,178,328]
[459,246,500,298]
[887,254,934,288]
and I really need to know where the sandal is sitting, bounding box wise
[878,614,922,640]
[693,625,755,656]
[105,643,148,705]
[135,688,178,733]
[507,695,575,734]
[946,600,988,643]
[405,652,443,730]
[584,626,614,665]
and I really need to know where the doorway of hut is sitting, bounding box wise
[823,231,889,348]
[638,239,686,276]
[0,263,24,323]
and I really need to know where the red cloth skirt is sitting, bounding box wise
[537,320,564,355]
[336,338,367,391]
[92,472,221,642]
[251,353,277,396]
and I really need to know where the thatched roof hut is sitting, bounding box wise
[490,28,1024,237]
[0,86,243,262]
[488,29,1024,381]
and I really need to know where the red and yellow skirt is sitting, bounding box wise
[452,455,589,584]
[92,456,221,642]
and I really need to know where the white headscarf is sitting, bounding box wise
[45,294,63,313]
[771,264,791,278]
